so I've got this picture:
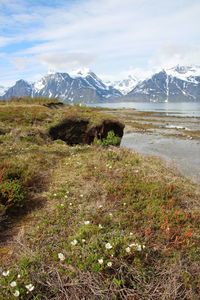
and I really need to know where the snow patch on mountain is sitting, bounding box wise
[0,85,8,96]
[1,65,200,102]
[69,68,91,78]
[166,65,200,83]
[108,75,139,95]
[34,79,45,92]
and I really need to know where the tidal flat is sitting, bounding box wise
[106,109,200,183]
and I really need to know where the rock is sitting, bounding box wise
[48,117,124,145]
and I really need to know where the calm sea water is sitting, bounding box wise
[89,102,200,117]
[89,101,200,182]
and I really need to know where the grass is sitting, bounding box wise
[0,96,60,105]
[0,98,199,299]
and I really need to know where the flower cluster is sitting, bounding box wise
[1,270,35,297]
[129,243,145,251]
[125,243,145,253]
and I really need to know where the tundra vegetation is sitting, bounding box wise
[0,97,199,300]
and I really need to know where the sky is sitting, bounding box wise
[0,0,200,86]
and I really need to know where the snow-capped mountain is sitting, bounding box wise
[33,70,121,102]
[107,75,139,95]
[1,65,200,102]
[166,65,200,83]
[126,65,200,102]
[1,70,121,103]
[0,85,8,96]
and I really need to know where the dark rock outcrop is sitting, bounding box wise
[48,118,124,145]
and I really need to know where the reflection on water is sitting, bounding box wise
[89,102,200,117]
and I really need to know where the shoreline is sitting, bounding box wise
[104,108,200,183]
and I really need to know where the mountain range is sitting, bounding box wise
[1,65,200,103]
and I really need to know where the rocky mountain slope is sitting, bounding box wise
[1,70,121,103]
[125,65,200,102]
[1,65,200,102]
[2,80,33,99]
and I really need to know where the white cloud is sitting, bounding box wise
[100,67,153,82]
[0,37,14,47]
[150,44,200,69]
[1,0,200,83]
[11,56,32,71]
[36,52,97,72]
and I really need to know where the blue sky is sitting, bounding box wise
[0,0,200,86]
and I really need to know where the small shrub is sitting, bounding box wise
[0,164,35,211]
[0,179,25,208]
[99,131,121,147]
[4,166,24,181]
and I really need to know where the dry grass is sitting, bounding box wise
[0,100,199,299]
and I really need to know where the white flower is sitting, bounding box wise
[107,262,112,267]
[98,258,104,264]
[105,243,112,250]
[64,195,68,198]
[125,247,131,253]
[53,193,57,196]
[123,203,126,206]
[98,224,103,229]
[17,274,21,279]
[60,204,64,207]
[129,243,137,247]
[13,290,20,297]
[10,281,17,287]
[109,213,113,217]
[129,243,144,251]
[25,283,35,292]
[98,205,103,209]
[80,194,84,198]
[129,232,133,236]
[84,221,90,225]
[69,202,72,206]
[81,239,86,243]
[71,239,78,246]
[58,253,65,261]
[2,270,10,276]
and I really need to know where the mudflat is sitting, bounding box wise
[106,109,200,183]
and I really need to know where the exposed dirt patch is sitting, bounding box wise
[48,117,124,145]
[43,101,64,109]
